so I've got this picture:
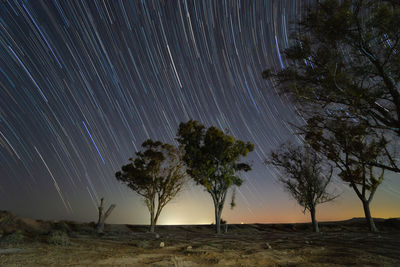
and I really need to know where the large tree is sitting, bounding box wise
[177,120,254,234]
[263,0,400,172]
[267,143,337,232]
[305,116,386,232]
[115,139,187,232]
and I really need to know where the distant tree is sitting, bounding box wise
[263,0,400,172]
[115,139,187,233]
[304,116,386,232]
[177,120,254,234]
[267,143,337,232]
[96,198,116,233]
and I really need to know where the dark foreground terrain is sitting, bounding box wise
[0,211,399,266]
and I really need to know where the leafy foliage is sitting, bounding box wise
[304,117,385,232]
[264,0,400,136]
[116,139,187,232]
[47,230,70,246]
[263,0,400,173]
[267,143,337,232]
[262,0,395,232]
[267,144,336,212]
[304,117,385,194]
[177,120,254,233]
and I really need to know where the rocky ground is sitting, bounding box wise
[0,211,399,266]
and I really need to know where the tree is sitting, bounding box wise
[115,139,187,232]
[305,116,386,232]
[267,143,337,232]
[263,0,400,172]
[176,120,254,234]
[96,198,116,233]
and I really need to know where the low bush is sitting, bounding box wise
[1,231,24,245]
[47,230,69,246]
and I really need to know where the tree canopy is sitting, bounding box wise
[264,0,400,137]
[267,143,337,232]
[115,139,187,232]
[304,117,385,232]
[177,120,254,234]
[262,0,396,231]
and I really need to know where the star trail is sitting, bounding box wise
[0,0,399,225]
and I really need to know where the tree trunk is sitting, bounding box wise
[97,198,105,233]
[150,210,155,233]
[351,183,378,232]
[214,203,221,234]
[310,206,319,233]
[211,191,227,234]
[362,200,378,232]
[97,198,116,233]
[149,199,155,232]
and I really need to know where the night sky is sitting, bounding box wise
[0,0,399,225]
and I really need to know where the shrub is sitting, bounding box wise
[1,231,24,245]
[47,230,69,246]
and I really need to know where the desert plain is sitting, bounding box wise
[0,211,399,266]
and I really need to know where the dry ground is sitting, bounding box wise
[0,212,399,266]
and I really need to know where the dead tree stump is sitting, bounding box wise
[96,198,116,233]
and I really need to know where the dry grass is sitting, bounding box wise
[0,211,399,266]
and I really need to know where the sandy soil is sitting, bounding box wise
[0,212,399,266]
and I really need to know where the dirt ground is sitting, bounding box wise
[0,212,399,266]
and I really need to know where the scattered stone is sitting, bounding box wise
[305,240,310,244]
[155,233,160,239]
[159,241,165,248]
[186,246,192,251]
[0,248,22,254]
[265,242,272,249]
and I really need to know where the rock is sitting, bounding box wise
[159,241,165,248]
[0,248,22,254]
[155,233,160,239]
[265,242,272,249]
[305,240,310,244]
[186,246,192,250]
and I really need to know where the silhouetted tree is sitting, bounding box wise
[305,117,386,232]
[263,0,400,172]
[96,198,116,233]
[177,120,254,234]
[267,143,337,232]
[115,139,187,232]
